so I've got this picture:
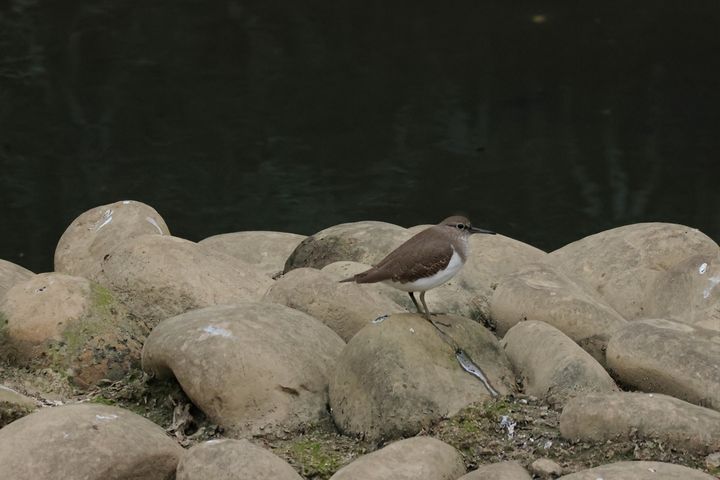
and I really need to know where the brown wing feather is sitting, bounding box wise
[351,227,453,284]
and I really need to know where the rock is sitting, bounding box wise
[329,436,466,480]
[448,234,546,322]
[95,234,273,328]
[490,263,626,364]
[0,273,144,390]
[606,318,720,410]
[706,452,720,470]
[647,254,720,331]
[560,392,720,453]
[142,303,344,435]
[0,385,36,427]
[458,461,532,479]
[54,200,170,280]
[284,221,412,272]
[501,321,617,406]
[0,259,33,302]
[177,438,302,480]
[530,458,563,478]
[329,313,515,441]
[547,223,720,327]
[265,267,403,341]
[0,403,183,480]
[199,231,306,278]
[321,261,416,310]
[558,461,717,479]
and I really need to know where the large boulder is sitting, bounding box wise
[0,259,33,302]
[177,439,302,480]
[647,254,720,331]
[547,223,720,327]
[95,234,273,328]
[0,273,144,390]
[558,461,716,480]
[142,303,345,436]
[284,221,412,272]
[606,318,720,410]
[329,437,466,480]
[54,200,170,280]
[446,234,546,322]
[501,321,617,406]
[0,404,183,480]
[458,461,532,479]
[199,231,306,278]
[329,313,515,441]
[560,392,720,453]
[264,267,403,341]
[490,263,627,364]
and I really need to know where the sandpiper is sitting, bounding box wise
[341,215,495,326]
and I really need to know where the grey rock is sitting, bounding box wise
[558,461,716,479]
[501,321,617,406]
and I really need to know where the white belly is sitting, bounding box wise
[384,248,464,292]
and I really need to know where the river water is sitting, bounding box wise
[1,1,719,272]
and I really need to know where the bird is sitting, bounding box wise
[340,215,496,327]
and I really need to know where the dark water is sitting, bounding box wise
[2,1,719,273]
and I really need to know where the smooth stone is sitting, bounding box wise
[558,461,717,480]
[491,262,627,364]
[0,259,33,302]
[284,221,412,272]
[647,253,720,331]
[265,267,403,341]
[329,313,515,441]
[142,302,344,435]
[560,392,720,453]
[0,384,37,427]
[329,437,466,480]
[199,231,306,278]
[501,321,617,406]
[0,273,143,390]
[0,404,183,480]
[547,223,720,327]
[448,233,546,322]
[54,200,170,280]
[530,458,563,479]
[177,438,302,480]
[458,461,532,479]
[95,234,273,328]
[606,318,720,410]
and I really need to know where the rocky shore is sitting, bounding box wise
[1,200,718,479]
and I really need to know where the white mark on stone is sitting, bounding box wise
[409,328,415,334]
[372,314,388,324]
[95,414,118,421]
[205,439,226,445]
[699,262,708,274]
[202,326,232,337]
[500,415,516,439]
[648,468,656,473]
[63,432,70,439]
[122,200,131,204]
[648,393,654,397]
[146,216,164,234]
[543,440,553,449]
[96,209,113,231]
[704,275,720,299]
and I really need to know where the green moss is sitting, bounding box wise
[89,396,116,406]
[288,438,344,479]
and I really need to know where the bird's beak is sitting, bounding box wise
[470,226,496,235]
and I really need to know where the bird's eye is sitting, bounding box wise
[456,223,465,230]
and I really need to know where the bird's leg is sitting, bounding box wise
[420,291,451,327]
[408,292,422,314]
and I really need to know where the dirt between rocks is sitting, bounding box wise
[0,365,716,479]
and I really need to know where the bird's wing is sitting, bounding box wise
[354,229,454,284]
